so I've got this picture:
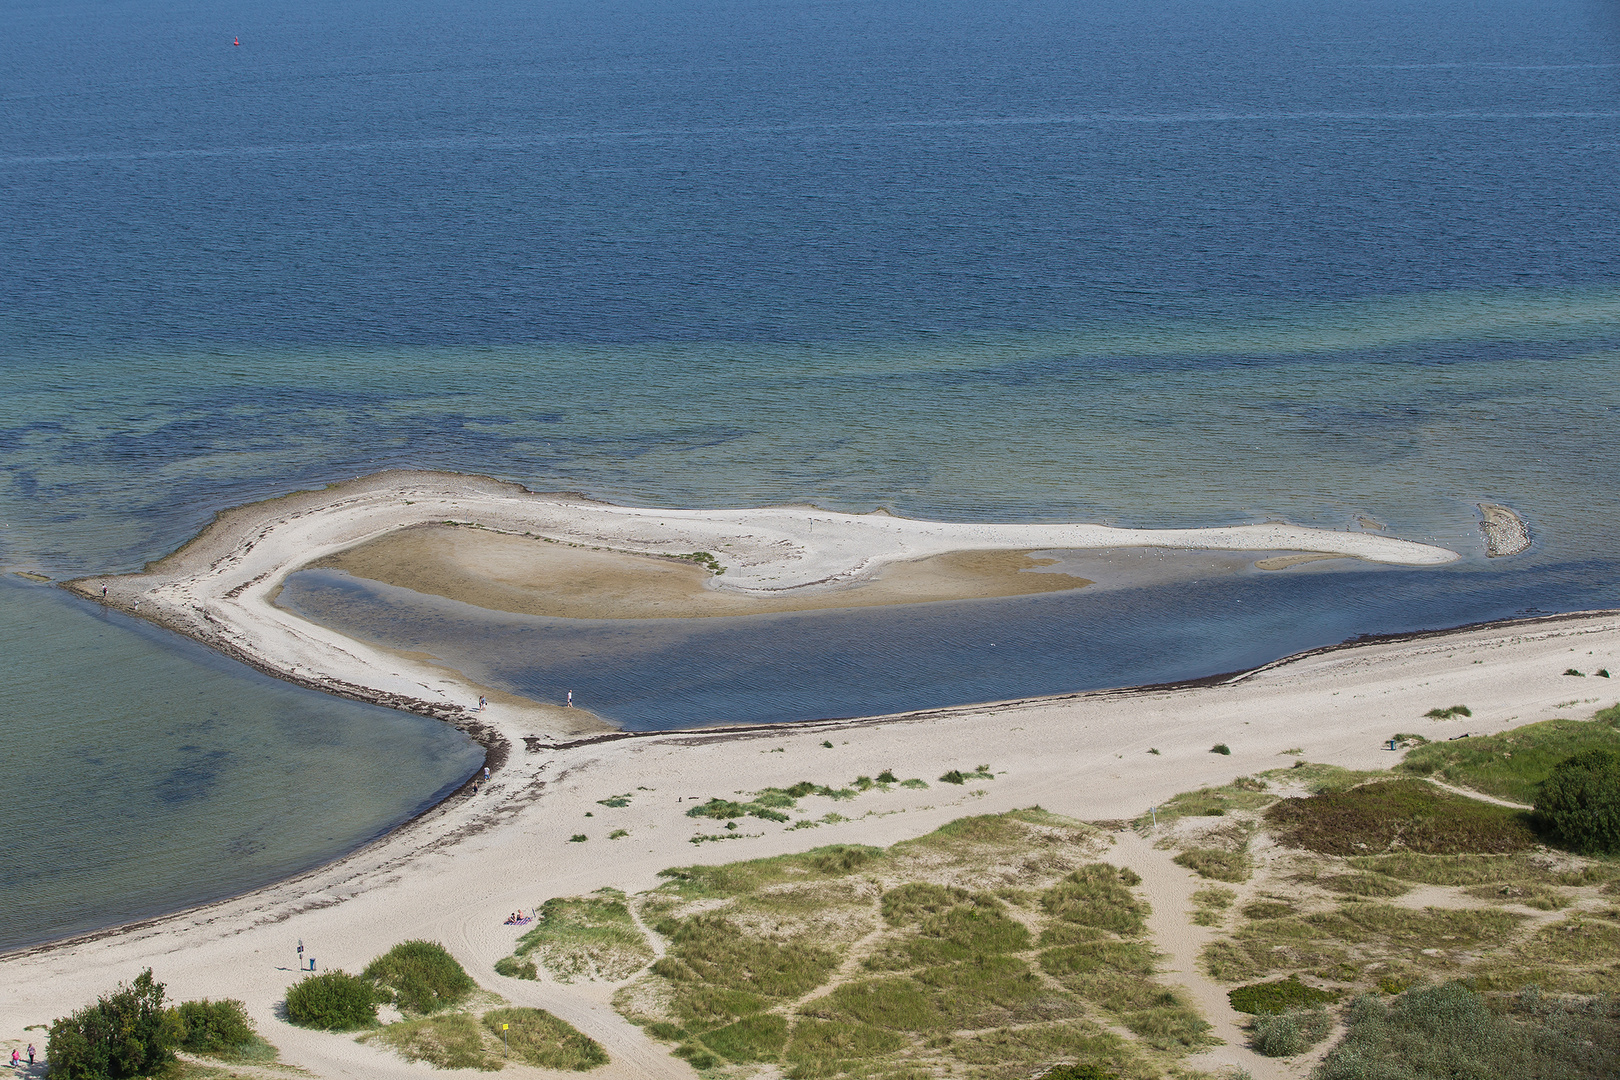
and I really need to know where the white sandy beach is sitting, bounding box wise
[3,603,1618,1078]
[14,472,1600,1078]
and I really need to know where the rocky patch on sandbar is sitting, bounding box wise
[1479,503,1530,557]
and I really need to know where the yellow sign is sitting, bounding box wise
[502,1024,509,1030]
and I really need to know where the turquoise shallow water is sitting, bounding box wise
[2,0,1619,948]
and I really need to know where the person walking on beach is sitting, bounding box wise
[566,690,572,707]
[11,1048,18,1069]
[478,695,486,711]
[26,1045,34,1066]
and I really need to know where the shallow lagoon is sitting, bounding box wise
[0,580,484,952]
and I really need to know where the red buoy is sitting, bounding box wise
[233,36,240,46]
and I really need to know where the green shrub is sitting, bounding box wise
[940,769,967,784]
[494,956,538,980]
[363,940,476,1014]
[1250,1007,1331,1056]
[176,998,255,1054]
[1228,975,1339,1015]
[1212,743,1231,755]
[1535,748,1620,854]
[284,971,379,1030]
[48,969,182,1080]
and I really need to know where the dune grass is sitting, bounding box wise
[1173,848,1250,882]
[483,1007,609,1070]
[614,810,1206,1078]
[366,1013,498,1071]
[503,889,653,983]
[1398,704,1620,803]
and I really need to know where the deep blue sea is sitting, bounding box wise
[3,0,1619,948]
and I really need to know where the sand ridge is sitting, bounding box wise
[68,468,1460,744]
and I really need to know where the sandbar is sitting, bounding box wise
[66,469,1461,748]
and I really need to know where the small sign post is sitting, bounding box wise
[502,1023,509,1057]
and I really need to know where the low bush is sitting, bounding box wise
[494,956,538,980]
[1535,748,1620,854]
[1228,975,1339,1015]
[284,970,379,1030]
[1424,705,1471,719]
[363,940,476,1014]
[176,998,255,1055]
[1211,743,1231,755]
[1317,981,1620,1080]
[47,969,182,1080]
[1265,779,1538,855]
[1250,1006,1331,1056]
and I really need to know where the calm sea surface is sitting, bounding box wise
[3,0,1619,947]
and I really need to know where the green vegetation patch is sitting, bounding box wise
[492,956,537,980]
[1398,706,1620,803]
[1318,982,1620,1080]
[48,969,183,1080]
[483,1007,609,1070]
[1041,864,1149,935]
[506,889,653,983]
[782,1019,905,1076]
[1349,850,1615,888]
[1536,747,1620,854]
[1189,885,1236,926]
[363,940,476,1014]
[939,764,995,785]
[1265,778,1539,855]
[1250,1006,1332,1057]
[285,970,379,1030]
[365,1013,498,1071]
[1228,975,1340,1015]
[1134,776,1276,827]
[616,811,1191,1077]
[1172,848,1250,882]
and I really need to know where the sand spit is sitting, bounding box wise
[6,604,1620,1079]
[1479,502,1531,557]
[67,469,1459,736]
